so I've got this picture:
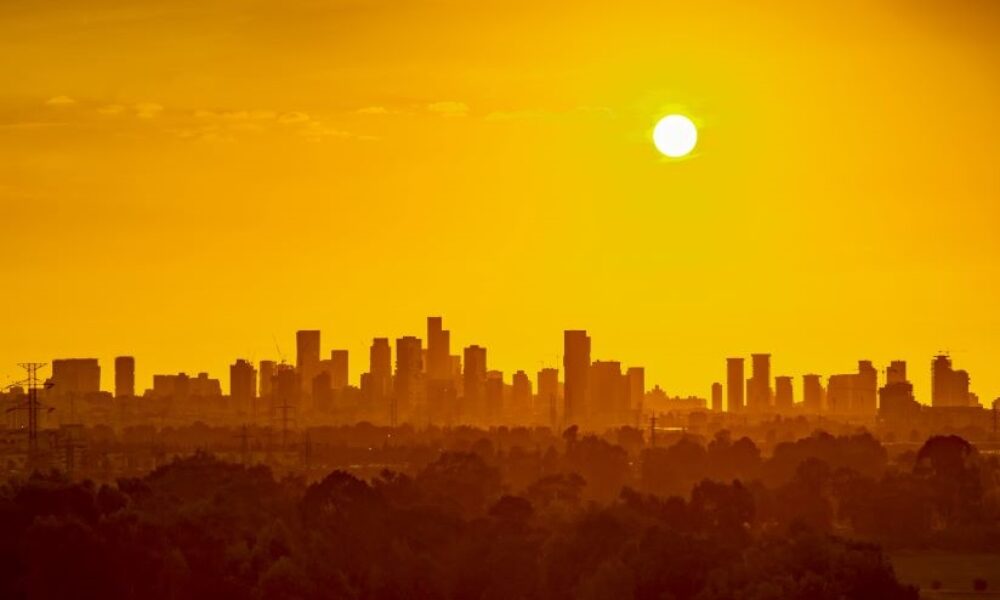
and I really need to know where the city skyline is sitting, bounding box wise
[13,314,993,413]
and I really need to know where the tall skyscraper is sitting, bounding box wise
[748,353,772,412]
[259,360,276,398]
[774,376,793,412]
[511,370,532,423]
[367,338,392,408]
[537,367,560,427]
[626,367,645,416]
[590,360,625,426]
[932,354,973,407]
[726,358,744,412]
[296,330,321,394]
[855,360,878,414]
[886,360,907,385]
[803,374,824,413]
[394,336,423,422]
[329,349,349,390]
[426,316,451,381]
[230,359,257,414]
[563,330,591,424]
[711,382,722,412]
[485,370,504,424]
[115,356,135,398]
[463,345,487,423]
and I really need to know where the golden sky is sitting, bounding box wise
[1,0,998,403]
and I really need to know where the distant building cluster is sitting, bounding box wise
[2,319,996,435]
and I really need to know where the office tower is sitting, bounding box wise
[886,360,907,385]
[463,345,487,423]
[259,360,276,397]
[711,382,722,412]
[803,374,824,413]
[932,354,973,407]
[726,358,744,412]
[230,359,257,414]
[115,356,135,398]
[394,336,423,422]
[879,361,919,421]
[563,330,591,424]
[50,359,101,398]
[855,360,878,414]
[590,360,625,426]
[426,316,451,381]
[537,367,560,427]
[511,370,532,423]
[485,370,504,424]
[775,376,793,412]
[272,364,299,411]
[329,350,349,390]
[368,339,392,399]
[626,367,645,415]
[296,330,321,394]
[748,353,772,412]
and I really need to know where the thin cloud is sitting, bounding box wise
[357,106,391,115]
[135,102,164,118]
[45,96,76,106]
[427,101,469,117]
[98,104,126,115]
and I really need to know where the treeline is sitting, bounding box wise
[0,431,996,599]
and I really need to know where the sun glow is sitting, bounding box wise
[653,114,698,158]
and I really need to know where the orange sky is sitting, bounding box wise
[1,0,998,403]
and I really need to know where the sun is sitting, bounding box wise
[653,114,698,158]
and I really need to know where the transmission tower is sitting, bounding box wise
[4,363,52,469]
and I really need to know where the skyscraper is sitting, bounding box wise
[426,316,451,381]
[590,360,625,427]
[726,358,744,412]
[511,370,532,423]
[50,359,101,399]
[563,330,591,424]
[259,360,276,398]
[329,349,349,390]
[230,359,257,415]
[748,353,772,412]
[774,376,793,412]
[537,367,560,427]
[626,367,645,418]
[932,354,973,407]
[463,345,487,423]
[711,382,722,412]
[115,356,135,398]
[368,338,392,404]
[803,374,824,413]
[485,370,504,424]
[394,336,423,423]
[296,330,321,394]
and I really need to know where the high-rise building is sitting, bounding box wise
[537,367,560,427]
[775,376,793,412]
[50,359,101,398]
[230,359,257,414]
[879,360,919,422]
[826,361,878,416]
[626,367,645,417]
[259,360,276,398]
[886,360,907,385]
[329,350,349,390]
[463,345,487,423]
[932,354,973,407]
[296,330,321,394]
[726,358,744,412]
[563,330,591,424]
[394,336,423,422]
[590,360,625,426]
[711,382,722,412]
[803,374,824,413]
[748,353,772,412]
[114,356,135,398]
[485,370,504,424]
[426,316,451,381]
[368,338,392,404]
[511,370,532,423]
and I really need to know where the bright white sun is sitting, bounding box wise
[653,114,697,158]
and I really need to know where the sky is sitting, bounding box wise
[1,0,998,403]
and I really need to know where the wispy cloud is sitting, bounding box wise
[135,102,164,118]
[356,106,391,115]
[45,95,76,106]
[427,101,469,117]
